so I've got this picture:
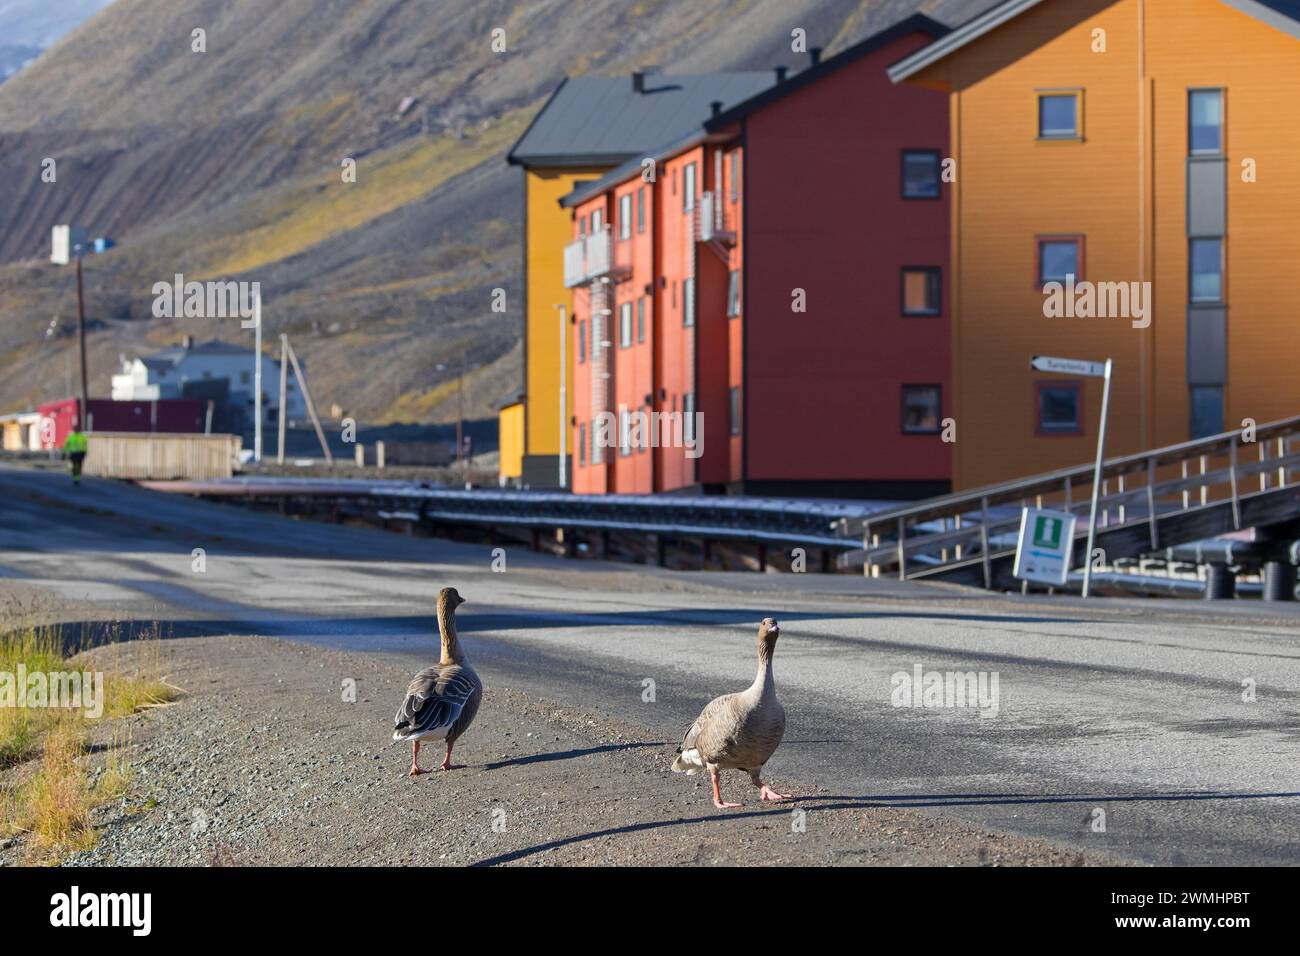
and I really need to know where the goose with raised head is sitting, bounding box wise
[392,587,482,775]
[671,618,790,809]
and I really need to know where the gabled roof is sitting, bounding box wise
[703,14,951,133]
[507,72,775,169]
[560,126,719,209]
[140,340,251,369]
[889,0,1300,83]
[560,14,955,209]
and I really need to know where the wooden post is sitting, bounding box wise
[1146,458,1158,548]
[896,517,906,581]
[1229,437,1241,529]
[980,497,992,590]
[283,337,333,465]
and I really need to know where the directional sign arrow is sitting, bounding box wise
[1030,355,1107,378]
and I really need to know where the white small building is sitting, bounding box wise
[111,337,308,426]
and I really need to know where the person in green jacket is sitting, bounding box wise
[63,427,88,484]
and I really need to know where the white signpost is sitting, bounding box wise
[1029,355,1113,597]
[1013,507,1078,586]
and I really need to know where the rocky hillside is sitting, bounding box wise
[0,0,988,425]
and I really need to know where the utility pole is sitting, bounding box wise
[456,351,465,472]
[277,334,288,464]
[253,291,263,462]
[75,256,88,423]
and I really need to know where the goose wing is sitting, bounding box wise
[392,665,480,741]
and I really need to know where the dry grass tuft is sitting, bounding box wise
[0,607,180,863]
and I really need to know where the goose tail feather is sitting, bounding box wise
[671,748,704,775]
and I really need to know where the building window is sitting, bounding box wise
[619,408,631,457]
[729,151,739,203]
[1189,89,1223,155]
[901,267,941,316]
[729,387,740,436]
[1037,236,1083,286]
[1037,382,1082,434]
[683,277,695,327]
[636,187,646,234]
[578,423,587,466]
[683,162,697,212]
[591,209,603,232]
[684,392,696,442]
[578,320,587,363]
[901,150,941,199]
[636,298,646,343]
[727,270,741,317]
[578,215,587,238]
[620,302,633,347]
[1190,238,1223,303]
[1189,385,1224,439]
[901,385,942,434]
[619,194,631,240]
[1037,90,1082,139]
[239,371,250,384]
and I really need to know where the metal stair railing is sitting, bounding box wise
[835,414,1300,586]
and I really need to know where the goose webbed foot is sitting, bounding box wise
[710,767,743,809]
[439,742,464,771]
[759,784,791,801]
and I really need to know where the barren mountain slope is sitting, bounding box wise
[0,0,989,424]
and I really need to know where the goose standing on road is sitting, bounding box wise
[672,618,790,809]
[393,587,482,775]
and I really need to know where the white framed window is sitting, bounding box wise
[683,162,697,212]
[619,194,632,240]
[620,302,633,347]
[683,277,695,327]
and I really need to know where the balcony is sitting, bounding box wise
[698,191,735,244]
[563,225,632,288]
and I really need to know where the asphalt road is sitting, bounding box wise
[2,463,1299,865]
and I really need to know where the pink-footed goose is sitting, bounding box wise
[392,587,483,775]
[672,618,790,809]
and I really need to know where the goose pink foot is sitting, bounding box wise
[439,743,464,771]
[409,741,431,776]
[710,770,742,809]
[760,785,791,801]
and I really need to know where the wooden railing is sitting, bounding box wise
[835,415,1300,586]
[85,432,241,480]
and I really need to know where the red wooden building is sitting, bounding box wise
[563,15,952,498]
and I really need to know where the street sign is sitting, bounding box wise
[1013,507,1077,586]
[1030,353,1113,597]
[50,225,88,265]
[1030,355,1106,378]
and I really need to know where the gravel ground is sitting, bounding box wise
[2,634,1126,867]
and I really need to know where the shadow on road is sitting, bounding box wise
[481,741,668,771]
[470,789,1300,866]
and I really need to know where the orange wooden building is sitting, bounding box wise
[893,0,1300,489]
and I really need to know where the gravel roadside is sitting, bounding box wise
[1,633,1129,867]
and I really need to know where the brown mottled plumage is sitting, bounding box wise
[672,618,790,808]
[393,587,482,775]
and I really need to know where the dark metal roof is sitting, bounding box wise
[1223,0,1300,38]
[560,13,953,208]
[560,127,716,208]
[507,72,775,168]
[891,0,1300,82]
[703,14,951,132]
